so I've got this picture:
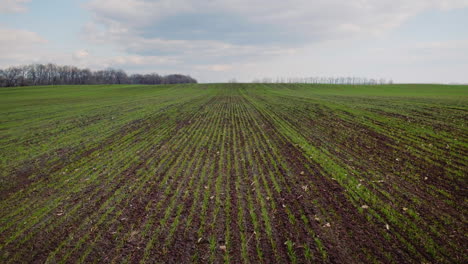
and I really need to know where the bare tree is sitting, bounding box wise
[0,63,197,87]
[0,69,5,87]
[252,76,394,85]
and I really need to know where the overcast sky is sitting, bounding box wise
[1,0,467,83]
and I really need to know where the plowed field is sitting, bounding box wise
[1,84,466,263]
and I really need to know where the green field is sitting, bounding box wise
[0,84,467,263]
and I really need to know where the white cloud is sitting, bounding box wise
[73,49,90,60]
[105,54,179,66]
[0,25,48,66]
[85,0,468,38]
[237,38,468,84]
[64,52,180,70]
[87,0,192,26]
[83,0,468,68]
[0,25,178,71]
[0,0,31,13]
[82,21,298,63]
[0,26,46,44]
[195,64,234,72]
[2,0,467,83]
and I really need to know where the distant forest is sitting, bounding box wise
[0,64,197,87]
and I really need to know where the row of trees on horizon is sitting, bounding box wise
[0,64,197,87]
[250,77,394,85]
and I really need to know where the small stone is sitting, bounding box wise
[219,245,226,251]
[361,205,369,209]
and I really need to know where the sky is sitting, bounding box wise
[1,0,467,83]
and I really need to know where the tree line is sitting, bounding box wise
[252,76,393,85]
[0,63,197,87]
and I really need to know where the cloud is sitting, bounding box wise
[85,0,468,41]
[0,0,31,13]
[0,25,178,72]
[242,37,468,84]
[103,54,180,67]
[2,0,466,83]
[62,52,180,71]
[0,25,48,66]
[73,49,90,60]
[0,26,46,45]
[363,39,468,83]
[195,64,234,72]
[407,39,468,64]
[82,20,298,65]
[83,0,468,66]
